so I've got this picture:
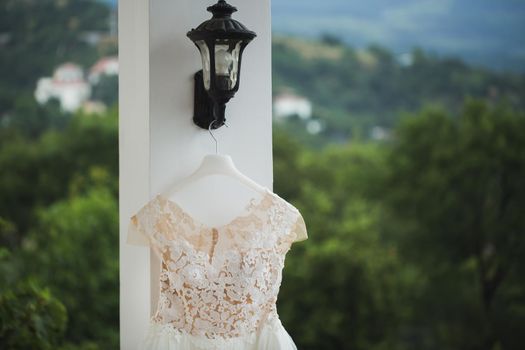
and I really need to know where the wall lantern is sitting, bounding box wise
[187,0,256,130]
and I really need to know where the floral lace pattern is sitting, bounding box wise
[129,188,306,342]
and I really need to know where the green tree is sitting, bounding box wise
[0,109,118,238]
[22,188,119,348]
[0,249,67,350]
[5,95,68,139]
[91,75,118,107]
[384,100,525,349]
[275,135,418,350]
[0,109,119,348]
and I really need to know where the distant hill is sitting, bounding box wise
[272,36,525,146]
[272,0,525,72]
[0,0,113,115]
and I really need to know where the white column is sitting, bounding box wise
[119,0,150,349]
[119,0,272,348]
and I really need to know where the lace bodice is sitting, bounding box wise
[127,188,307,345]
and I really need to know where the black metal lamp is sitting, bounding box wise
[187,0,256,129]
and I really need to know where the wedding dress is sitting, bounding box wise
[127,187,308,350]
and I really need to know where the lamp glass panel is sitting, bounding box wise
[214,40,242,90]
[196,40,211,90]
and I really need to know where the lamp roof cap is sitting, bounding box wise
[187,0,256,42]
[207,0,237,17]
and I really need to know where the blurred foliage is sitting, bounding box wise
[0,107,118,236]
[2,96,69,139]
[91,75,118,107]
[274,101,525,350]
[24,188,119,345]
[382,100,525,350]
[0,109,119,349]
[0,275,67,350]
[276,136,416,350]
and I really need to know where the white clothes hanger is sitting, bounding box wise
[162,120,267,198]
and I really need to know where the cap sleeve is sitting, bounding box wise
[126,199,157,247]
[291,209,308,243]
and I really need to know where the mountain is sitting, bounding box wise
[272,0,525,72]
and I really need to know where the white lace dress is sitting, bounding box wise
[127,188,308,350]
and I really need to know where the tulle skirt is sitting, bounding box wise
[139,318,297,350]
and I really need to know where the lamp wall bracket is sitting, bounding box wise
[192,70,225,130]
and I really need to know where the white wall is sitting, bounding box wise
[119,0,272,348]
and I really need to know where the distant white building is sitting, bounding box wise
[398,52,414,67]
[35,63,91,112]
[273,93,312,120]
[370,126,390,140]
[306,119,323,134]
[88,56,119,85]
[81,100,107,115]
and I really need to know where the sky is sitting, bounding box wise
[102,0,525,71]
[272,0,525,71]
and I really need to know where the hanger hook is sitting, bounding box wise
[208,120,229,154]
[208,120,218,154]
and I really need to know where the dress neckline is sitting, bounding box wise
[157,187,272,231]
